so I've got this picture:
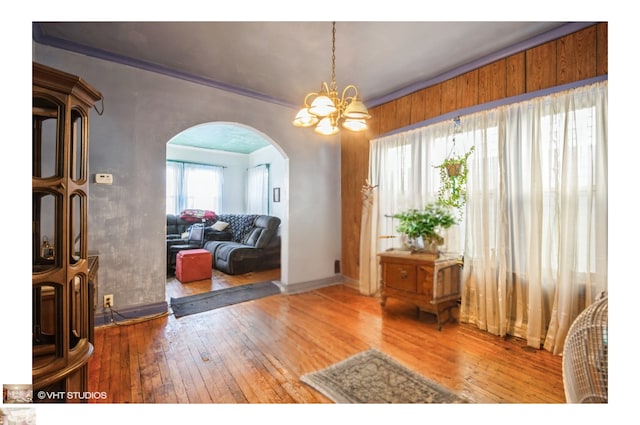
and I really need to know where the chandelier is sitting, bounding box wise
[292,21,371,136]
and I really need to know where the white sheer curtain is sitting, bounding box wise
[359,180,377,295]
[366,121,471,294]
[183,163,223,211]
[247,164,269,214]
[367,81,607,353]
[166,161,183,214]
[460,81,608,353]
[166,161,223,214]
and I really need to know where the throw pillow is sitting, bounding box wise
[212,221,229,231]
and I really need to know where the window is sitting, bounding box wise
[166,161,223,214]
[369,81,607,352]
[370,124,472,255]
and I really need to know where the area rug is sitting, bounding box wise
[170,281,281,318]
[301,349,467,403]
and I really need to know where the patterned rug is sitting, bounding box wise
[301,349,468,403]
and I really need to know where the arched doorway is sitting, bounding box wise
[165,122,288,290]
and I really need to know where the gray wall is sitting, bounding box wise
[33,43,343,314]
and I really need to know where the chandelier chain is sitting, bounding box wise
[331,21,336,90]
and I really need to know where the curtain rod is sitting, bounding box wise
[376,75,608,140]
[166,159,226,168]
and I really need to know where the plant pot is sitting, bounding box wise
[400,235,422,251]
[402,236,441,255]
[446,163,462,177]
[423,240,440,254]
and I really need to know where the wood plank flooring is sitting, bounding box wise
[88,268,566,403]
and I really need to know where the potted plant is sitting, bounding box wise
[393,202,457,254]
[435,145,474,214]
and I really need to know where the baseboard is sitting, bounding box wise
[275,274,345,295]
[341,276,359,291]
[95,301,168,326]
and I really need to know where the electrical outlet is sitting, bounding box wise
[103,294,114,308]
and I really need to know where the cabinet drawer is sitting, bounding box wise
[385,263,417,292]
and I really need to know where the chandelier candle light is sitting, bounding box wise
[293,22,371,135]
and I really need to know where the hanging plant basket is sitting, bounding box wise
[435,145,475,213]
[445,163,462,177]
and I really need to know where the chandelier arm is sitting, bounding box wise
[302,92,318,107]
[340,84,359,103]
[302,82,332,106]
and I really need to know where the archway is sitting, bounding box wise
[165,122,288,288]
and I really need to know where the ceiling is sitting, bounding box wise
[168,123,271,154]
[33,21,583,153]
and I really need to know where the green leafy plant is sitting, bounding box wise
[435,145,474,213]
[393,202,457,250]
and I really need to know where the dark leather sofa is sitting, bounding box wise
[166,213,233,244]
[203,214,281,275]
[166,214,229,273]
[166,213,281,275]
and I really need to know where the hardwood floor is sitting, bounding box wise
[88,268,566,404]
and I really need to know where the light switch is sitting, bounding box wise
[95,173,113,185]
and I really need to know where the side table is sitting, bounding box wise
[378,251,462,330]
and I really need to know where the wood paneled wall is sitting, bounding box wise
[340,23,608,282]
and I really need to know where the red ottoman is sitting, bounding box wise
[176,249,212,283]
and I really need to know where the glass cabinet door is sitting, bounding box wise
[33,95,63,273]
[33,96,61,179]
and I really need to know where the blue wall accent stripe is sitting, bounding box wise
[377,75,608,139]
[33,22,600,110]
[32,24,292,108]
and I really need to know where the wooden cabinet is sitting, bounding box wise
[378,251,462,330]
[32,62,102,402]
[88,255,99,344]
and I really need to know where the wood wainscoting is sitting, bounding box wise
[88,268,564,403]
